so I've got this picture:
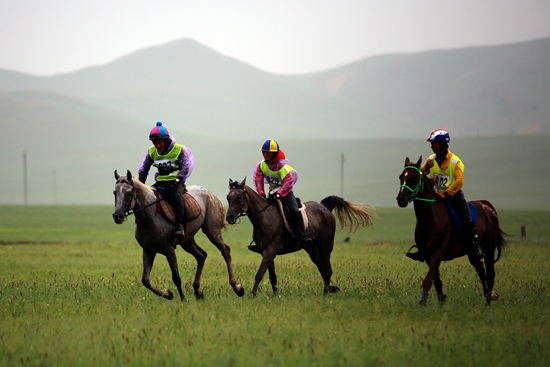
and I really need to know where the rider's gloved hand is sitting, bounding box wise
[267,193,280,204]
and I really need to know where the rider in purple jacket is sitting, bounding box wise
[138,121,194,237]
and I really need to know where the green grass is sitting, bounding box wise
[0,206,549,366]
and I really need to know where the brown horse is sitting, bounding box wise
[226,177,375,296]
[396,157,506,306]
[112,170,244,302]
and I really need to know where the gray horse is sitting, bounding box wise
[113,170,244,302]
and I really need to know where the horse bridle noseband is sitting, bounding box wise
[228,183,270,219]
[400,166,437,203]
[116,178,163,220]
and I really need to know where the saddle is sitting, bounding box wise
[275,198,309,234]
[407,201,479,261]
[153,190,201,223]
[444,201,478,229]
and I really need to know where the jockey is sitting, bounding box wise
[416,129,484,260]
[253,139,312,245]
[138,121,194,238]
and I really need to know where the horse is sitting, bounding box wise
[396,157,507,306]
[112,170,245,302]
[226,177,375,296]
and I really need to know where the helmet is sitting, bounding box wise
[261,139,279,153]
[149,121,170,141]
[426,129,450,143]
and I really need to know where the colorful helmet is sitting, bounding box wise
[149,121,169,141]
[261,139,279,153]
[426,129,450,143]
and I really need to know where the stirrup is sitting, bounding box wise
[175,224,185,237]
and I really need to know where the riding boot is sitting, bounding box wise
[292,211,312,245]
[172,195,186,238]
[465,220,484,259]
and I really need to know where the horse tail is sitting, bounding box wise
[480,200,508,263]
[207,191,228,230]
[495,229,508,263]
[320,195,375,233]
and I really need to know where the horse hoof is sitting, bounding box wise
[419,300,427,307]
[165,289,174,300]
[195,291,205,300]
[489,291,499,301]
[235,284,245,297]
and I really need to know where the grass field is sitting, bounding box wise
[0,206,549,366]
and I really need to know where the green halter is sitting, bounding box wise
[401,166,437,203]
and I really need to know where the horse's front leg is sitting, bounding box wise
[420,252,443,306]
[141,249,175,300]
[251,247,277,296]
[165,247,185,303]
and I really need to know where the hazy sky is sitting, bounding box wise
[2,0,550,76]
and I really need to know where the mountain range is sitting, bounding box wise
[0,37,548,207]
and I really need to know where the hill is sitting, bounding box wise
[1,38,550,141]
[0,38,549,209]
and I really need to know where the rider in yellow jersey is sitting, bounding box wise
[415,129,484,260]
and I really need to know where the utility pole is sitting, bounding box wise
[23,151,28,205]
[340,153,344,197]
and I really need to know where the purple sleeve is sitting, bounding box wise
[178,145,194,182]
[138,150,153,175]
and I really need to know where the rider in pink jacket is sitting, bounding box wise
[253,139,312,245]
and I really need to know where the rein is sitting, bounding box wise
[116,178,164,219]
[401,165,438,204]
[229,184,271,219]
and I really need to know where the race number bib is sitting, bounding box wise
[433,173,450,191]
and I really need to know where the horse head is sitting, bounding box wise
[112,169,135,224]
[396,156,424,208]
[226,178,248,224]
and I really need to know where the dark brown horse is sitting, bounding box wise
[226,178,375,296]
[112,170,244,302]
[396,157,506,306]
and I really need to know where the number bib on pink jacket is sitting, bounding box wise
[260,161,295,193]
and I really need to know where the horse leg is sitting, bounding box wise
[304,245,339,294]
[468,255,489,305]
[420,254,443,306]
[164,246,185,302]
[433,269,447,304]
[484,248,498,304]
[268,262,278,294]
[203,231,245,297]
[252,247,277,296]
[141,249,175,300]
[181,238,207,300]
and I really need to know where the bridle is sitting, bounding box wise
[228,183,270,220]
[400,165,437,203]
[115,178,162,220]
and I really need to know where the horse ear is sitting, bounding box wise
[126,170,132,181]
[240,177,246,186]
[114,170,120,180]
[228,179,234,188]
[416,156,423,167]
[404,157,410,166]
